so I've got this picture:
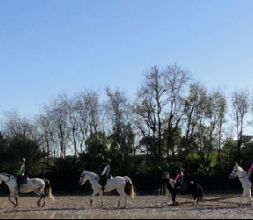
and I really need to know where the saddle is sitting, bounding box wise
[99,176,112,187]
[17,176,28,186]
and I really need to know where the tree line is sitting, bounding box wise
[1,64,253,191]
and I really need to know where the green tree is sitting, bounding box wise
[8,135,47,175]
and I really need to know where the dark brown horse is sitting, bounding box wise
[162,172,203,206]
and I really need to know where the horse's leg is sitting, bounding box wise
[90,190,98,208]
[42,195,46,207]
[9,196,18,208]
[15,197,18,207]
[250,190,253,206]
[37,196,42,208]
[118,198,121,208]
[124,192,128,208]
[117,188,128,209]
[39,194,46,208]
[123,192,128,208]
[34,190,43,208]
[249,189,252,206]
[172,193,177,205]
[116,188,121,208]
[118,191,123,208]
[90,198,93,208]
[196,198,200,206]
[244,189,249,206]
[117,193,121,209]
[42,185,47,207]
[99,191,104,208]
[9,196,16,208]
[35,185,46,208]
[241,190,246,207]
[9,191,19,208]
[41,186,46,208]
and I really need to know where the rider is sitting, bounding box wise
[99,157,111,194]
[174,168,184,190]
[16,158,26,192]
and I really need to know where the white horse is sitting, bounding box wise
[79,171,135,208]
[229,164,253,206]
[0,173,55,208]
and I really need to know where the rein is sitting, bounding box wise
[238,172,249,179]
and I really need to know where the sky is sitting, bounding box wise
[0,0,253,119]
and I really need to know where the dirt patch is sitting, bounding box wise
[0,194,252,219]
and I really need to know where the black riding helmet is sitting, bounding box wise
[19,158,26,163]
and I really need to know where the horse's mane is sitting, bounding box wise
[237,166,246,172]
[235,166,250,177]
[0,173,13,177]
[0,173,15,180]
[83,171,98,177]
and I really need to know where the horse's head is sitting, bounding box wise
[229,163,242,179]
[162,171,170,180]
[79,172,88,186]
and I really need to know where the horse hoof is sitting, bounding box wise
[172,202,180,206]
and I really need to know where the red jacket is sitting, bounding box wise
[175,172,184,182]
[249,164,253,174]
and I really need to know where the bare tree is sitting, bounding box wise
[2,111,36,140]
[208,90,227,160]
[133,66,166,160]
[75,91,101,152]
[162,64,191,158]
[134,87,158,158]
[67,97,79,158]
[232,90,250,161]
[37,113,55,157]
[45,94,70,158]
[106,88,132,157]
[183,83,209,153]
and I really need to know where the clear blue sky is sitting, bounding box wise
[1,0,253,118]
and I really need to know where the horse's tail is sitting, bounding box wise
[44,179,55,202]
[124,176,135,199]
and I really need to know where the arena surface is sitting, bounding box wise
[0,194,252,219]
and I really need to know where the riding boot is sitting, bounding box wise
[102,185,105,195]
[17,183,21,193]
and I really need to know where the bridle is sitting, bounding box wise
[232,169,248,180]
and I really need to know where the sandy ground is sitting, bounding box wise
[0,193,253,219]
